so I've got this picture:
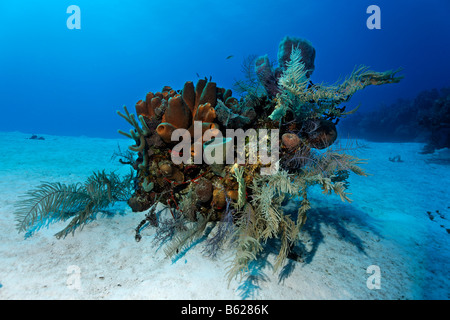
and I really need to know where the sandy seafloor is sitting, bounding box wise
[0,131,448,300]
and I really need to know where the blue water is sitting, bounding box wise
[0,1,449,300]
[1,0,449,138]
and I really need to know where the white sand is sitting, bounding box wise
[0,131,448,300]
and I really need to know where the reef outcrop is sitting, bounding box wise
[117,35,403,282]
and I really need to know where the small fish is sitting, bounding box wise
[196,72,200,78]
[226,55,234,60]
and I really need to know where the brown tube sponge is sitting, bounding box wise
[162,85,172,92]
[145,92,155,115]
[135,100,147,117]
[199,81,217,107]
[163,94,191,129]
[195,79,207,105]
[151,96,162,111]
[194,103,216,123]
[140,80,228,144]
[182,81,196,114]
[136,93,162,119]
[156,122,178,143]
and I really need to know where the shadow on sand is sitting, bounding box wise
[237,198,383,299]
